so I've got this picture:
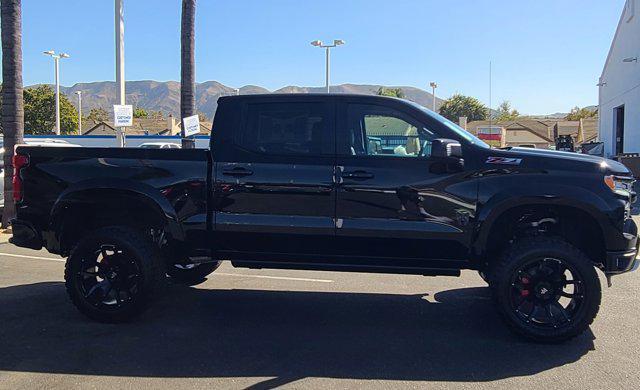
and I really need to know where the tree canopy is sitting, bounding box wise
[565,106,597,121]
[86,107,109,122]
[24,85,78,134]
[376,87,405,99]
[496,100,520,121]
[133,107,148,118]
[438,94,488,122]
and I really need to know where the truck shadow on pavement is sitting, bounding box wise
[0,280,595,388]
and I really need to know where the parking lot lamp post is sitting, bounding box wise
[75,91,82,134]
[115,0,126,147]
[430,82,438,112]
[43,50,70,135]
[311,39,345,93]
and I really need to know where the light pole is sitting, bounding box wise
[311,39,345,93]
[75,91,82,135]
[429,82,438,112]
[115,0,126,147]
[43,50,70,135]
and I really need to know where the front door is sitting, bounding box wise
[615,105,625,156]
[214,98,336,259]
[334,100,476,270]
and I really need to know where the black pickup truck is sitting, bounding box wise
[10,94,638,342]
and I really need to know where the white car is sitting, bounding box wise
[139,142,181,149]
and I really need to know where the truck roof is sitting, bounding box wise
[218,93,403,103]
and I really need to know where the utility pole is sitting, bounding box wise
[115,0,125,146]
[43,50,70,135]
[311,39,345,93]
[75,91,82,134]
[429,82,438,112]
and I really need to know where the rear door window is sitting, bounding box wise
[236,102,332,156]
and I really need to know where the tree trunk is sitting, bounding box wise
[180,0,196,149]
[1,0,24,228]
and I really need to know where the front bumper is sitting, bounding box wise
[9,219,43,250]
[604,218,639,276]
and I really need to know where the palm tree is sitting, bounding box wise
[180,0,196,149]
[1,0,25,227]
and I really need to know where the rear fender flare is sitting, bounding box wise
[50,178,184,243]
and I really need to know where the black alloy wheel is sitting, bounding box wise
[65,226,165,322]
[76,244,142,310]
[509,257,584,330]
[491,237,601,343]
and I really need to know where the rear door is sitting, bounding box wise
[213,97,336,259]
[334,99,476,269]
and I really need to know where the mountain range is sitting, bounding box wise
[54,81,445,120]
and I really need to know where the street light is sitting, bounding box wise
[43,50,70,135]
[429,82,438,112]
[75,91,82,135]
[115,0,126,147]
[311,39,345,93]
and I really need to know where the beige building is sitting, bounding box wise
[466,120,554,149]
[466,118,599,149]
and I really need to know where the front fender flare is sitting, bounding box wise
[473,184,610,256]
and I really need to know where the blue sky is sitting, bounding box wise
[14,0,625,114]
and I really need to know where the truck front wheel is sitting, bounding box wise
[491,237,601,343]
[167,262,220,286]
[64,226,166,322]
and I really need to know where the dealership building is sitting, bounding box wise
[599,0,640,157]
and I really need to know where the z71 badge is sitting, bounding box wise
[486,157,522,165]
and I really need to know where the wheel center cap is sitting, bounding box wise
[535,282,553,299]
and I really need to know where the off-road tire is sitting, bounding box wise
[491,236,601,343]
[167,262,221,286]
[64,226,166,323]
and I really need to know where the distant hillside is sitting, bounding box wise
[532,105,598,119]
[45,81,443,120]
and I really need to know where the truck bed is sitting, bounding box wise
[12,146,211,256]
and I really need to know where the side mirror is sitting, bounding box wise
[431,138,462,159]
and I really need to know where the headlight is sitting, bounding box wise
[604,175,634,197]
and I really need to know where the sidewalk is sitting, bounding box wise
[0,229,11,244]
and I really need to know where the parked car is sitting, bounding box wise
[10,94,638,342]
[139,142,181,149]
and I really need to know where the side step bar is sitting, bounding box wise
[230,260,461,277]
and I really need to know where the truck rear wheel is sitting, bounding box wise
[167,262,220,286]
[64,226,165,323]
[491,237,601,343]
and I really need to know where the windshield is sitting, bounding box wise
[405,100,491,149]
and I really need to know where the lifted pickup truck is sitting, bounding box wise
[11,94,638,342]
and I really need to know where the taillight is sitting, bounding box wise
[12,154,29,202]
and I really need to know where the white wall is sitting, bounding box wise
[599,0,640,156]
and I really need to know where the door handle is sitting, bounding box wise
[222,167,253,177]
[342,170,374,180]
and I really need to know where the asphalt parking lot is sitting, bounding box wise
[1,241,639,389]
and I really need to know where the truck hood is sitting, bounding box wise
[500,147,632,176]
